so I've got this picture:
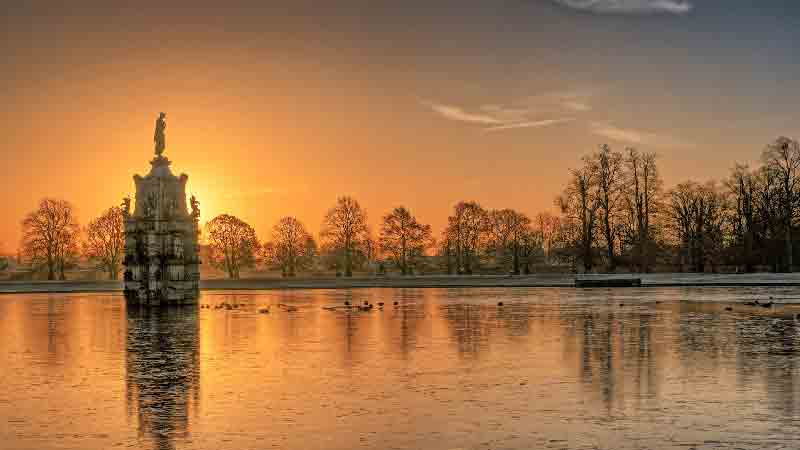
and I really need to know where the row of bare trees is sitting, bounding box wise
[439,202,549,275]
[13,195,590,280]
[665,137,800,273]
[205,196,569,279]
[19,199,124,280]
[16,135,800,279]
[204,198,436,278]
[557,145,662,273]
[556,137,800,273]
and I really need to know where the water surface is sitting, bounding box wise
[1,287,800,450]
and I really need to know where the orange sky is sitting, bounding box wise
[2,1,799,251]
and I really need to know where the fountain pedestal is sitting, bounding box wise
[122,155,201,305]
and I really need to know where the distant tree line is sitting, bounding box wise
[12,136,800,280]
[554,136,800,273]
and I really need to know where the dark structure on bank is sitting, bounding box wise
[574,276,642,288]
[122,113,201,305]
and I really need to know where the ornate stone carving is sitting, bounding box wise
[190,195,200,220]
[123,114,201,306]
[121,196,131,218]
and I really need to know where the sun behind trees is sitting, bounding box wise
[21,199,81,280]
[83,206,125,279]
[205,214,260,279]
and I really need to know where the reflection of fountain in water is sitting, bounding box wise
[125,307,200,450]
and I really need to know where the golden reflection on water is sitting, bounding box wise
[126,307,200,450]
[1,287,800,450]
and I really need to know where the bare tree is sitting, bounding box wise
[667,181,728,272]
[549,215,582,270]
[761,137,800,272]
[754,164,784,271]
[84,206,125,279]
[205,214,259,279]
[444,201,488,274]
[725,164,758,272]
[558,165,600,273]
[623,148,662,272]
[514,225,543,274]
[487,209,531,274]
[668,182,696,271]
[380,206,433,275]
[438,233,457,274]
[591,145,625,271]
[320,196,369,277]
[534,212,560,264]
[264,217,316,277]
[21,198,80,280]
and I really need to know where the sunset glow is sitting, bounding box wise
[6,3,800,450]
[2,1,798,248]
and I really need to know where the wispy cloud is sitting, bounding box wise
[421,99,575,132]
[590,122,693,148]
[552,0,693,14]
[421,101,503,125]
[485,118,574,132]
[561,100,592,112]
[519,90,594,113]
[479,104,531,123]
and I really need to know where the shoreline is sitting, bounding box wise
[3,273,800,294]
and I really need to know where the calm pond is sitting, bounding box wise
[2,287,800,450]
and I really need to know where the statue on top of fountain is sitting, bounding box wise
[154,112,167,157]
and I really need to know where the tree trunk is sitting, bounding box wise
[401,238,407,276]
[344,240,352,277]
[604,214,615,272]
[785,226,793,272]
[512,243,520,275]
[583,238,592,273]
[744,231,754,273]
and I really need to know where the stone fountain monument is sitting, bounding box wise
[122,113,201,305]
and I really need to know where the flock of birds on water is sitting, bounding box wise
[197,299,510,314]
[721,297,800,320]
[199,299,410,314]
[196,295,800,321]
